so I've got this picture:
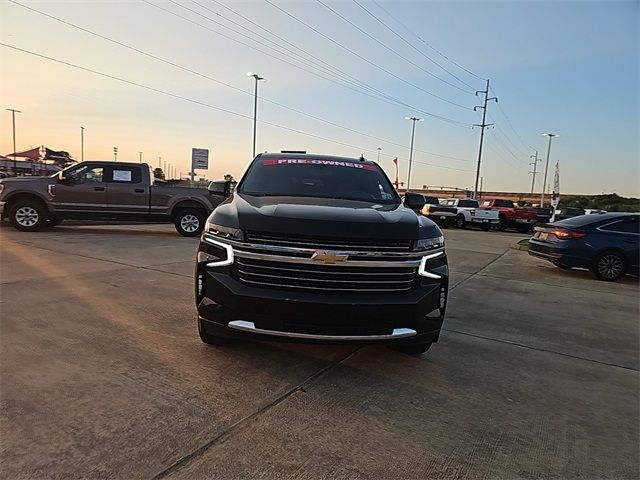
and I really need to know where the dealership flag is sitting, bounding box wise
[550,161,560,222]
[5,147,40,160]
[392,158,399,190]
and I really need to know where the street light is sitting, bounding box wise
[7,108,21,174]
[139,151,143,164]
[404,117,423,191]
[80,127,85,161]
[247,72,265,158]
[113,146,118,161]
[541,133,559,206]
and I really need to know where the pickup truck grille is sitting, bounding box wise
[245,231,412,252]
[236,257,417,293]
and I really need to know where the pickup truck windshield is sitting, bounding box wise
[239,158,400,204]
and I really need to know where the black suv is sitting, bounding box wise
[195,153,448,354]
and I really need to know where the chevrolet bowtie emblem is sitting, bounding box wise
[311,251,348,263]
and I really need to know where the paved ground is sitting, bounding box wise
[1,223,638,479]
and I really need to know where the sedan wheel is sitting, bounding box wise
[592,252,625,282]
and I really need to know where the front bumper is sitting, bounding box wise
[196,237,448,345]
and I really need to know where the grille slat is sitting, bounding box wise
[236,256,417,293]
[245,231,412,252]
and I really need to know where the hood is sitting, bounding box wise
[0,176,55,184]
[209,193,440,240]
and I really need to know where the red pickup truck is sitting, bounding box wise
[480,199,537,232]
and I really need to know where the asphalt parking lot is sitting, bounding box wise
[1,223,638,479]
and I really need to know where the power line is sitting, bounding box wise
[352,0,478,93]
[263,0,472,111]
[0,42,471,172]
[143,0,471,128]
[371,0,486,82]
[7,0,472,163]
[316,0,473,96]
[490,85,534,152]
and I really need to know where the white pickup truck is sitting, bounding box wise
[440,198,500,231]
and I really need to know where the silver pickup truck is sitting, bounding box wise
[0,161,224,236]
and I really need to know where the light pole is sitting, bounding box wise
[376,147,382,163]
[247,72,265,158]
[541,133,558,206]
[7,108,21,174]
[80,127,85,161]
[139,151,143,164]
[113,146,118,161]
[404,117,423,191]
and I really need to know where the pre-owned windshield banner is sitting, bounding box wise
[263,158,377,171]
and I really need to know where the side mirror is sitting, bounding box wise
[208,180,231,197]
[57,172,69,184]
[403,192,426,211]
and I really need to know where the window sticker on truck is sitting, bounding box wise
[113,170,132,182]
[263,158,377,171]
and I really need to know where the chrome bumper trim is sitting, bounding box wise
[227,320,417,340]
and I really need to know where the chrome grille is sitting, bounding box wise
[245,231,412,252]
[236,257,417,293]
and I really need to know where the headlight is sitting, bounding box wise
[205,222,243,241]
[415,235,444,251]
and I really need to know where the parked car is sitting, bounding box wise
[529,213,639,281]
[196,153,449,355]
[553,207,586,221]
[440,198,499,230]
[481,198,537,232]
[0,161,223,236]
[584,209,607,215]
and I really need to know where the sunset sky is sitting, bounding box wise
[1,0,638,196]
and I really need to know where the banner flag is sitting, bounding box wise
[550,161,560,222]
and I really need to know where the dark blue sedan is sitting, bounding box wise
[529,213,639,281]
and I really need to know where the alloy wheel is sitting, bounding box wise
[15,206,39,227]
[598,254,624,280]
[180,214,200,233]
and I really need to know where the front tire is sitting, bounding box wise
[591,251,626,282]
[391,342,432,355]
[9,200,47,232]
[174,208,205,237]
[455,215,466,229]
[498,215,508,231]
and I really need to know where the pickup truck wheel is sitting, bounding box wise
[498,215,508,231]
[9,200,47,232]
[455,215,466,229]
[391,342,432,355]
[175,209,205,237]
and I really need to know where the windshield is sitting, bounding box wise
[238,157,400,204]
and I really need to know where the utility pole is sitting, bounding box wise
[158,156,161,168]
[404,116,423,191]
[139,151,143,164]
[6,108,21,174]
[113,146,118,161]
[541,133,559,206]
[247,72,265,158]
[479,176,483,198]
[376,147,382,162]
[529,150,541,194]
[472,79,497,199]
[80,127,85,162]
